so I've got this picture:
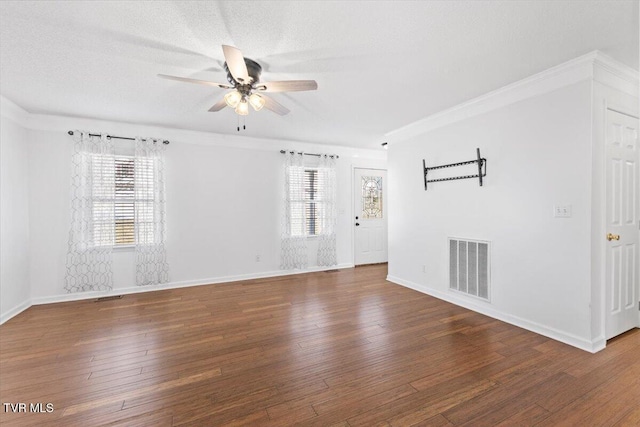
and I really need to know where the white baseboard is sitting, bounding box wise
[386,274,603,353]
[0,299,31,325]
[28,263,354,307]
[3,268,605,354]
[590,336,607,353]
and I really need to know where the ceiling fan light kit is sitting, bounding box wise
[249,93,265,111]
[224,91,243,108]
[158,44,317,124]
[235,98,249,116]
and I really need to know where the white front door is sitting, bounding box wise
[605,109,640,339]
[354,168,387,265]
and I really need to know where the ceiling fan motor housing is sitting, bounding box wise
[224,58,262,89]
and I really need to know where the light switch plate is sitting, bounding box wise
[553,205,572,218]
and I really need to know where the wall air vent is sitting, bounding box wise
[449,238,490,301]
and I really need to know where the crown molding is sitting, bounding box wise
[0,95,30,127]
[386,51,638,143]
[592,53,639,95]
[1,99,385,160]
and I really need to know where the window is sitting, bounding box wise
[361,175,383,219]
[304,169,320,236]
[114,156,135,245]
[92,155,155,247]
[281,152,337,269]
[289,168,324,237]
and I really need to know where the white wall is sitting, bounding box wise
[387,80,596,348]
[0,109,31,321]
[23,115,385,303]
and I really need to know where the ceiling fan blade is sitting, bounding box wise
[261,94,290,116]
[158,74,231,89]
[208,98,227,112]
[256,80,318,93]
[222,45,250,84]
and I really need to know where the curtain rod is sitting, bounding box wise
[279,150,338,159]
[67,130,170,145]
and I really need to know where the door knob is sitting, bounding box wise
[607,233,620,241]
[355,222,360,226]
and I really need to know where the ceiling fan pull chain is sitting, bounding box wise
[243,116,246,130]
[237,114,240,132]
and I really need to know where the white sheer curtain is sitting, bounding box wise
[317,154,337,266]
[281,151,308,269]
[135,137,169,286]
[65,131,114,293]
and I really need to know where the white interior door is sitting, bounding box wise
[605,109,640,340]
[354,168,387,265]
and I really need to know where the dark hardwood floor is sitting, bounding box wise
[1,264,639,426]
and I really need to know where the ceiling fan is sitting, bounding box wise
[158,45,318,116]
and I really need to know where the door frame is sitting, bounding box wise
[351,166,388,266]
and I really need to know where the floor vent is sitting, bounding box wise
[449,238,490,301]
[324,269,340,273]
[95,295,123,302]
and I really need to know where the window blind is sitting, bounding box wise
[91,155,156,246]
[305,169,319,236]
[114,157,135,245]
[288,168,326,237]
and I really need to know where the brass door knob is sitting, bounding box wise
[607,233,620,241]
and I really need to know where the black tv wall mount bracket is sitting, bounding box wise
[422,148,487,190]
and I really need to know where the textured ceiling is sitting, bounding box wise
[1,1,638,149]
